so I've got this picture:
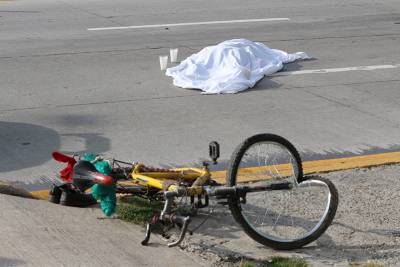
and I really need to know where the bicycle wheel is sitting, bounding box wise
[226,134,338,250]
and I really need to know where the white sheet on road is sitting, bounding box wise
[166,39,310,94]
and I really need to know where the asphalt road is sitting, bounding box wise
[1,0,400,185]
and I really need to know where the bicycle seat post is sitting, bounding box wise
[202,161,209,171]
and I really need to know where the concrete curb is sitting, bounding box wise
[4,151,400,200]
[0,181,37,199]
[211,151,400,183]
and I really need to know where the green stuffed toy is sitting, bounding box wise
[83,154,116,217]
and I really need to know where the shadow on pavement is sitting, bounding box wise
[0,121,111,173]
[301,144,400,161]
[0,121,60,173]
[60,133,110,156]
[0,257,26,267]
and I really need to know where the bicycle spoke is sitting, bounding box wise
[233,140,332,242]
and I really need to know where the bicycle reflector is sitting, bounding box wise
[209,141,220,164]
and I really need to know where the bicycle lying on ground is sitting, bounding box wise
[51,133,338,250]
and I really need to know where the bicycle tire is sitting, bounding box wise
[226,133,338,250]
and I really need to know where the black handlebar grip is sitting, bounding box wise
[213,187,236,197]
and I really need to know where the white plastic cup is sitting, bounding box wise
[170,48,178,63]
[159,55,168,70]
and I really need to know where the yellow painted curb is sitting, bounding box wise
[303,151,400,174]
[31,188,94,200]
[27,151,400,198]
[30,189,51,200]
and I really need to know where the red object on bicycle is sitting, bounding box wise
[88,171,113,185]
[52,151,76,183]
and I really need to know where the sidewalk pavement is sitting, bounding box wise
[0,194,206,267]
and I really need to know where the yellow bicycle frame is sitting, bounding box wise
[125,163,212,196]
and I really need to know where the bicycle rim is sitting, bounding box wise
[228,137,333,246]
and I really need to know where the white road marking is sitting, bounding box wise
[87,18,290,31]
[272,64,400,76]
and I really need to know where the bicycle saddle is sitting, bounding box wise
[73,160,113,191]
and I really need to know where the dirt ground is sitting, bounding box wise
[161,164,400,267]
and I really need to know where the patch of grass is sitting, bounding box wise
[239,260,255,267]
[239,256,308,267]
[117,195,163,225]
[268,256,308,267]
[350,262,386,267]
